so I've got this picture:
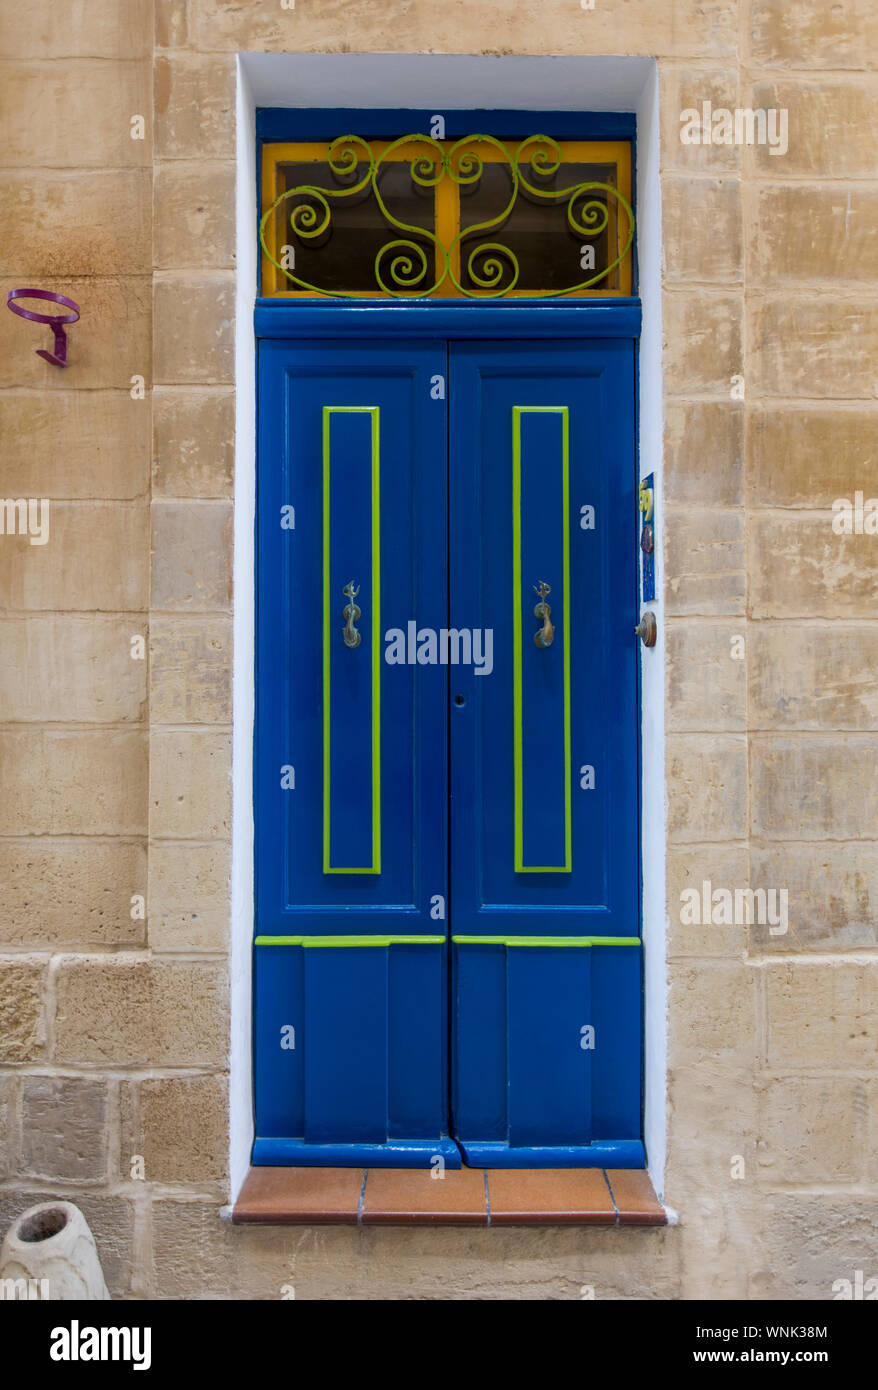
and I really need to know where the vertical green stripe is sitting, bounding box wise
[322,407,331,874]
[371,406,382,874]
[322,406,381,874]
[512,405,572,874]
[512,409,524,872]
[562,407,572,874]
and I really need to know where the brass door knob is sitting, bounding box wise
[635,611,657,647]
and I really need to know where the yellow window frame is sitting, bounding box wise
[260,138,633,299]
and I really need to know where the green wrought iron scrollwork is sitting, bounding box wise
[260,133,635,299]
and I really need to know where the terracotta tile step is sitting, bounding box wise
[233,1165,666,1227]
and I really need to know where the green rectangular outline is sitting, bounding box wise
[255,935,445,947]
[452,935,640,947]
[512,406,572,874]
[322,406,381,875]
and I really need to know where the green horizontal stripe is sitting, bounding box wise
[255,935,640,948]
[255,935,445,948]
[451,935,641,948]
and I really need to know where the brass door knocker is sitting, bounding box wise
[533,580,555,648]
[342,580,361,648]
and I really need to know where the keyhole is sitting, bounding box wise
[454,694,466,707]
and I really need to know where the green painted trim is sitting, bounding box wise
[255,935,445,947]
[512,406,572,874]
[512,415,523,867]
[371,405,381,873]
[322,406,381,875]
[257,935,639,948]
[322,406,331,870]
[452,935,641,947]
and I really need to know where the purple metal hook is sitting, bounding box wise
[7,288,81,367]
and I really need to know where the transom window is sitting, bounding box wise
[260,135,634,299]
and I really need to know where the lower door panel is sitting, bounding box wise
[254,941,459,1167]
[453,941,643,1167]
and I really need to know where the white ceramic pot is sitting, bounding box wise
[0,1201,110,1300]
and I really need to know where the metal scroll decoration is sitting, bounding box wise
[260,134,635,299]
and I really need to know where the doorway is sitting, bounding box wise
[253,323,642,1167]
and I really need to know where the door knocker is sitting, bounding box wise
[342,580,361,648]
[533,580,555,648]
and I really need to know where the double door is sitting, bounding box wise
[254,335,642,1167]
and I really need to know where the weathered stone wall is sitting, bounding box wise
[0,0,876,1299]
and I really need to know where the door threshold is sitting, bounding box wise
[232,1165,666,1227]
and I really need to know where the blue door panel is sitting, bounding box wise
[590,945,642,1141]
[304,946,388,1143]
[388,944,448,1138]
[507,947,592,1146]
[448,340,641,1166]
[256,339,448,936]
[254,942,458,1166]
[254,943,304,1143]
[254,339,454,1167]
[451,943,507,1141]
[448,340,639,937]
[453,942,643,1168]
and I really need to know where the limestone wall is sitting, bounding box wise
[0,0,876,1299]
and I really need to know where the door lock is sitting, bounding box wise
[635,611,657,647]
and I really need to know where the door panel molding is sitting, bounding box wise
[512,405,572,873]
[322,405,381,874]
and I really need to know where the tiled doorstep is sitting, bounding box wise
[233,1166,666,1227]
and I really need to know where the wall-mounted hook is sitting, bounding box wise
[6,288,81,367]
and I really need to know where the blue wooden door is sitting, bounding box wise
[253,339,458,1167]
[448,340,643,1167]
[254,332,642,1168]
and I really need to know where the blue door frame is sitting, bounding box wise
[253,299,644,1168]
